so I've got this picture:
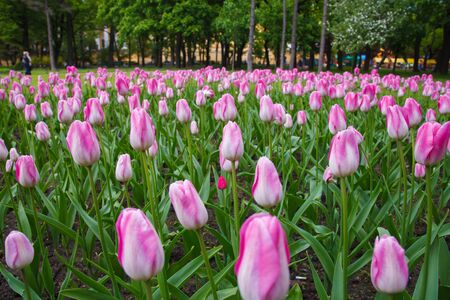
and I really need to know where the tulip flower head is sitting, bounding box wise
[414,121,450,166]
[15,155,39,188]
[328,127,364,177]
[115,154,132,182]
[221,121,244,162]
[5,231,34,270]
[252,156,282,208]
[66,120,101,167]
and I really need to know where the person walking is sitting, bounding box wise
[22,51,32,75]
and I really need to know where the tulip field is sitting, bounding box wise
[0,66,450,300]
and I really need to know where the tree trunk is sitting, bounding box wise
[66,12,75,66]
[289,0,299,69]
[108,25,116,67]
[176,34,182,68]
[181,39,186,67]
[22,6,30,51]
[325,35,332,70]
[363,47,371,72]
[44,0,56,70]
[352,53,357,68]
[309,48,314,69]
[222,41,229,67]
[280,0,287,69]
[393,55,398,72]
[337,50,343,71]
[413,37,421,72]
[436,20,450,74]
[237,43,244,68]
[264,40,270,67]
[187,39,192,66]
[318,0,328,72]
[139,36,145,66]
[357,52,362,68]
[247,0,256,71]
[206,37,211,65]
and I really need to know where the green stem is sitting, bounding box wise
[315,112,320,180]
[22,270,32,300]
[231,161,240,257]
[421,165,433,299]
[142,280,153,300]
[340,177,349,300]
[195,230,219,300]
[98,133,116,220]
[407,128,415,238]
[86,167,120,297]
[267,123,272,159]
[387,294,395,300]
[184,124,194,181]
[397,140,408,244]
[28,189,45,260]
[123,184,131,207]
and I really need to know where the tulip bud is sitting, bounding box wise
[84,98,104,126]
[221,121,244,162]
[218,176,227,190]
[115,154,132,182]
[426,108,436,122]
[386,105,409,139]
[66,120,101,167]
[142,99,150,111]
[169,180,208,230]
[309,91,322,111]
[116,208,164,280]
[328,126,363,177]
[6,159,13,172]
[40,102,53,118]
[359,94,371,112]
[259,95,274,122]
[24,104,37,122]
[297,110,307,125]
[58,100,74,124]
[284,114,293,128]
[273,104,286,126]
[219,142,239,172]
[403,98,422,127]
[328,104,347,134]
[5,231,34,270]
[414,121,450,165]
[344,92,360,112]
[414,163,426,178]
[116,76,129,96]
[130,108,155,151]
[438,94,450,114]
[235,213,290,300]
[0,139,7,161]
[195,90,206,106]
[14,94,26,110]
[252,157,282,208]
[176,99,192,123]
[35,121,50,142]
[371,235,408,294]
[15,155,39,187]
[378,96,396,115]
[146,140,158,159]
[9,148,19,161]
[190,120,199,135]
[323,166,334,183]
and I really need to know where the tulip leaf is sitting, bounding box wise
[286,284,303,300]
[0,265,41,300]
[307,254,329,300]
[191,260,235,299]
[330,253,344,300]
[59,288,117,300]
[17,200,32,239]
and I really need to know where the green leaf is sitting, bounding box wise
[191,260,235,299]
[60,288,117,300]
[17,200,32,239]
[330,253,344,300]
[307,254,329,300]
[286,284,303,300]
[0,265,41,300]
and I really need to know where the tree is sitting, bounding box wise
[289,0,299,69]
[318,0,328,72]
[247,0,255,71]
[279,0,287,69]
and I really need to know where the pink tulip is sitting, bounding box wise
[190,120,199,135]
[169,180,208,230]
[328,104,347,134]
[259,95,274,122]
[15,155,39,187]
[386,105,409,139]
[130,108,155,151]
[328,126,363,177]
[6,159,13,172]
[414,121,450,165]
[158,100,169,117]
[378,95,396,115]
[116,208,164,280]
[166,87,174,98]
[96,77,106,90]
[438,94,450,114]
[414,163,426,178]
[252,157,282,208]
[66,120,101,166]
[371,235,408,294]
[40,102,53,118]
[235,213,290,300]
[213,94,237,122]
[221,121,244,162]
[68,97,81,114]
[176,99,192,123]
[115,154,132,182]
[24,104,37,122]
[273,104,286,126]
[14,94,26,110]
[426,108,436,122]
[116,76,129,96]
[403,98,422,127]
[128,94,140,112]
[218,176,227,190]
[0,139,7,161]
[9,148,19,162]
[99,91,110,106]
[195,90,206,106]
[38,81,50,97]
[255,80,266,99]
[142,99,150,111]
[344,92,360,112]
[58,100,74,124]
[146,140,158,159]
[284,114,293,128]
[297,110,307,125]
[359,94,371,112]
[84,98,104,126]
[35,121,50,142]
[5,231,34,270]
[309,91,322,111]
